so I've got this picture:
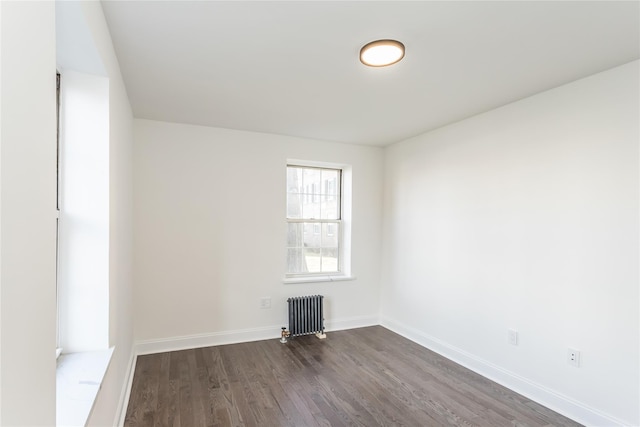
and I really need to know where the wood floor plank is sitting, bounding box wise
[155,352,178,427]
[125,326,583,427]
[201,347,229,427]
[174,350,194,427]
[186,349,209,427]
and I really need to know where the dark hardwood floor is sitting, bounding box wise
[124,326,582,427]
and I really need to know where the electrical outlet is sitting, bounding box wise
[508,329,518,346]
[260,297,271,309]
[568,348,581,367]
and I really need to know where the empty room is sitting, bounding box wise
[1,1,638,426]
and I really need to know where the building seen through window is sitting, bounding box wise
[286,165,341,275]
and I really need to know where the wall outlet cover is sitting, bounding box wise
[568,348,581,367]
[260,297,271,309]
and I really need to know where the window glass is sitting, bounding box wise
[286,165,342,276]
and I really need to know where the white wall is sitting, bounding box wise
[381,61,639,426]
[56,1,135,425]
[134,120,383,347]
[0,2,57,425]
[100,38,134,427]
[76,2,135,425]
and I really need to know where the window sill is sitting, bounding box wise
[283,275,356,284]
[56,347,114,427]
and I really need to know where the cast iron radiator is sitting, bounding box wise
[287,295,324,337]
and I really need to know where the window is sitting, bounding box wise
[57,70,110,353]
[286,165,342,276]
[56,72,62,358]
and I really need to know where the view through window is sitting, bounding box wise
[286,165,341,275]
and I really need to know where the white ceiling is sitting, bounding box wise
[101,1,639,146]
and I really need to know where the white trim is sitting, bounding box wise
[380,316,628,427]
[324,315,378,332]
[287,159,349,170]
[115,350,137,427]
[56,347,114,427]
[135,325,282,355]
[134,316,379,356]
[283,275,356,284]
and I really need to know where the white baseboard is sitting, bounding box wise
[135,316,380,356]
[115,349,137,427]
[325,315,379,332]
[380,316,629,427]
[135,325,282,355]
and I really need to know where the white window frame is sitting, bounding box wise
[284,160,354,284]
[56,71,62,359]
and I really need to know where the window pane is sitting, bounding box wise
[303,168,321,198]
[287,167,302,194]
[287,248,305,274]
[321,195,339,219]
[302,200,320,219]
[322,169,338,196]
[303,223,321,248]
[304,247,321,273]
[321,248,339,272]
[286,167,303,218]
[301,168,321,219]
[287,223,303,247]
[287,192,302,219]
[288,166,340,221]
[322,223,339,247]
[303,222,312,238]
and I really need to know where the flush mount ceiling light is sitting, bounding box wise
[359,39,405,67]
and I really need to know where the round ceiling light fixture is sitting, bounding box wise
[359,39,405,67]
